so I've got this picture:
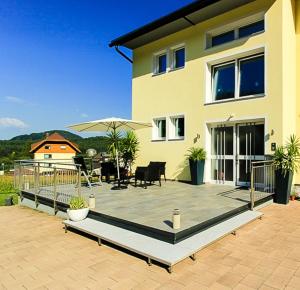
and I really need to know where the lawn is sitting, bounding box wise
[0,175,18,206]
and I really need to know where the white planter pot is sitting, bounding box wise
[67,208,89,222]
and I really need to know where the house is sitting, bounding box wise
[110,0,300,186]
[30,132,81,161]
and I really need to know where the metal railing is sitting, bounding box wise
[14,160,82,213]
[250,160,275,210]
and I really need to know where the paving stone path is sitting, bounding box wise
[1,203,300,289]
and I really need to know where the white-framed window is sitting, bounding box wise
[45,145,51,150]
[44,154,52,159]
[170,46,185,70]
[60,145,67,150]
[169,116,185,140]
[153,51,167,75]
[211,53,265,102]
[206,13,265,49]
[152,118,166,141]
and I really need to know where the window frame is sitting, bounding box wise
[153,50,168,75]
[169,115,185,140]
[206,12,265,49]
[170,45,185,71]
[210,53,265,103]
[152,117,167,141]
[44,154,52,159]
[44,145,51,150]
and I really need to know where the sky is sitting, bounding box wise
[0,0,194,140]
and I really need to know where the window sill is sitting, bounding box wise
[152,71,166,77]
[204,94,265,106]
[151,139,166,142]
[169,66,185,72]
[168,137,185,141]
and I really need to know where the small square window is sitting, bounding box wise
[173,48,185,69]
[44,154,52,159]
[170,116,185,139]
[60,145,67,150]
[155,54,167,74]
[45,145,51,150]
[153,118,166,140]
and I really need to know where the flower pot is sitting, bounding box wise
[290,195,296,201]
[189,159,205,185]
[67,208,89,222]
[274,170,293,205]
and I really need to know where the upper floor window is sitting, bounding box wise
[45,145,51,150]
[172,47,185,69]
[153,118,166,140]
[207,15,265,48]
[154,53,167,74]
[153,44,185,75]
[60,145,67,150]
[212,54,264,102]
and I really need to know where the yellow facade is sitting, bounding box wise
[131,0,300,184]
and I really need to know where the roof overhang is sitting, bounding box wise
[109,0,256,49]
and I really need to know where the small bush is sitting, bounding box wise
[69,196,87,210]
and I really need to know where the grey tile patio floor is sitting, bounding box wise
[32,181,271,233]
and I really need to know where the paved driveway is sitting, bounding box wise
[1,203,300,289]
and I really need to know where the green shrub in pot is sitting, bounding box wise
[67,196,89,221]
[186,147,206,185]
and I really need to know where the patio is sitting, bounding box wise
[21,180,273,243]
[2,203,300,289]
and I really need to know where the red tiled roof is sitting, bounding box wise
[30,132,81,153]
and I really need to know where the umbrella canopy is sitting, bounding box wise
[68,117,152,133]
[67,117,152,189]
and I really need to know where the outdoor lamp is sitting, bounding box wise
[89,193,96,209]
[172,209,181,230]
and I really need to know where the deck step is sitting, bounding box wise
[63,210,263,271]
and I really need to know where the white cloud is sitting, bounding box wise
[5,96,24,104]
[80,113,88,118]
[0,118,27,128]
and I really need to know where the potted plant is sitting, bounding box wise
[67,196,89,222]
[186,147,206,185]
[273,135,300,204]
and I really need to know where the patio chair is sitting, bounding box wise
[135,163,162,189]
[73,156,102,188]
[101,161,129,184]
[149,161,166,182]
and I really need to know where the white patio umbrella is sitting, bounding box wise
[68,117,152,189]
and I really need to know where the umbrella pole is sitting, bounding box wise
[116,148,120,187]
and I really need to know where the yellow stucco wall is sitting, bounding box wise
[132,0,299,182]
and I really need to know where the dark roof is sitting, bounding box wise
[109,0,255,49]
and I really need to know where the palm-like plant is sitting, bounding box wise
[120,131,139,172]
[186,147,206,161]
[273,134,300,176]
[106,130,122,160]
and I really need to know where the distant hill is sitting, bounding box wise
[0,130,109,168]
[10,130,83,142]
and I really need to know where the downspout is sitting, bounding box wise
[115,46,133,63]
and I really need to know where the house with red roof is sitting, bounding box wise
[30,132,81,161]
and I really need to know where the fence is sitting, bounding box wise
[14,160,82,213]
[250,160,276,210]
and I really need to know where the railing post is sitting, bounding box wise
[53,167,57,214]
[18,162,23,201]
[77,166,81,197]
[34,165,38,208]
[250,165,255,211]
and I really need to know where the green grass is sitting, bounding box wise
[0,176,18,206]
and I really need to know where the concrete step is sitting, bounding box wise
[63,210,263,273]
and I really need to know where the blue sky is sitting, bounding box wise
[0,0,193,140]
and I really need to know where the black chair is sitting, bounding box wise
[135,163,162,189]
[101,161,117,183]
[149,161,166,182]
[73,156,102,188]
